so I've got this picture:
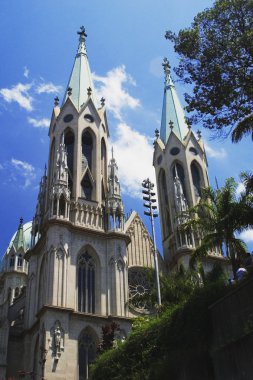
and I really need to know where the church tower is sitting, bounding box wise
[18,27,131,380]
[153,58,210,271]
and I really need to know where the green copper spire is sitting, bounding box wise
[63,26,97,110]
[160,58,189,144]
[12,217,26,251]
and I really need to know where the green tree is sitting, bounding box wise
[182,178,253,276]
[165,0,253,137]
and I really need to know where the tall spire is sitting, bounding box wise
[160,58,189,144]
[62,26,97,110]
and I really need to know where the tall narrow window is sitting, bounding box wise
[78,252,95,313]
[191,161,202,198]
[78,328,97,380]
[17,254,23,268]
[172,163,186,197]
[49,138,55,187]
[158,169,171,237]
[81,174,92,200]
[59,194,66,217]
[82,131,93,170]
[10,255,15,268]
[64,130,75,196]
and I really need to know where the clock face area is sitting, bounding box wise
[63,114,74,123]
[189,147,198,156]
[84,114,94,123]
[170,147,180,156]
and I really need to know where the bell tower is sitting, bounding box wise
[153,58,210,271]
[22,27,131,380]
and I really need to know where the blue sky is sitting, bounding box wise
[0,0,252,256]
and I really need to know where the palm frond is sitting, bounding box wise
[232,114,253,143]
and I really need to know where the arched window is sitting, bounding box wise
[78,252,95,313]
[17,254,23,268]
[78,328,97,380]
[59,194,66,217]
[49,138,55,187]
[82,131,93,170]
[64,130,75,196]
[10,255,15,268]
[172,163,186,197]
[14,287,19,298]
[191,161,202,198]
[158,169,171,237]
[81,173,92,200]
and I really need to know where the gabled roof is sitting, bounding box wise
[160,58,189,145]
[62,27,98,111]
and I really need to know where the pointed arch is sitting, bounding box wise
[191,160,203,200]
[172,161,187,197]
[158,168,171,237]
[64,128,75,196]
[77,246,100,313]
[82,129,93,171]
[59,193,66,217]
[78,327,98,380]
[81,172,93,200]
[49,138,56,187]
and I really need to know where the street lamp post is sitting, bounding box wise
[142,178,161,306]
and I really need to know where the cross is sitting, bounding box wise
[77,26,87,38]
[100,97,105,106]
[54,96,59,106]
[67,87,72,96]
[162,57,170,75]
[87,87,92,96]
[169,120,174,130]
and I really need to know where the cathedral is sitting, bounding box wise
[0,28,223,380]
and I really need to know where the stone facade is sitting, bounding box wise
[0,28,162,380]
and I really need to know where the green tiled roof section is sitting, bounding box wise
[160,75,189,144]
[63,33,97,110]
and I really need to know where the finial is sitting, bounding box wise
[44,164,47,176]
[19,217,23,227]
[54,96,59,106]
[155,129,160,138]
[197,130,202,139]
[162,57,171,76]
[77,26,87,39]
[100,97,105,106]
[87,87,92,96]
[67,87,72,96]
[169,120,174,130]
[111,146,114,159]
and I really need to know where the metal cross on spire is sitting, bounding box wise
[77,26,87,38]
[162,57,171,76]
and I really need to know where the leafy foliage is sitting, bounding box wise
[91,271,228,380]
[165,0,253,137]
[182,178,253,276]
[97,322,120,354]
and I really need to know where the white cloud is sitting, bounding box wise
[36,82,63,94]
[23,66,29,78]
[111,123,155,198]
[236,182,245,196]
[0,83,33,111]
[28,117,50,128]
[204,142,227,159]
[93,65,140,121]
[11,158,36,188]
[239,229,253,244]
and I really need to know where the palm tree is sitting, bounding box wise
[182,178,253,277]
[231,114,253,143]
